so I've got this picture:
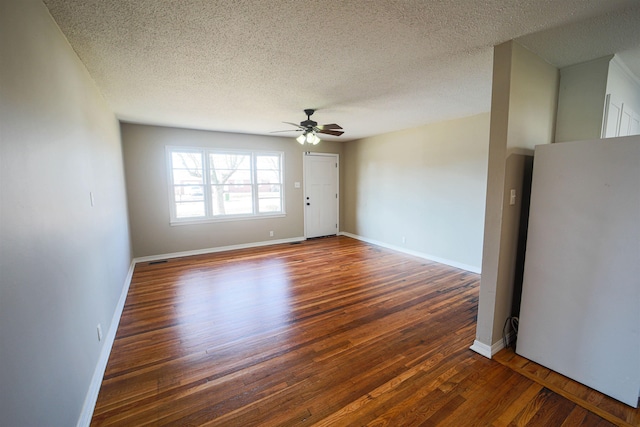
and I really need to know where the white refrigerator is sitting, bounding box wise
[517,136,640,407]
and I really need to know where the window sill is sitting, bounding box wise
[170,213,286,226]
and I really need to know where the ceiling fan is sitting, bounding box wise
[273,109,344,145]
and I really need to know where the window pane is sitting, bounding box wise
[174,186,204,202]
[172,151,203,186]
[176,201,205,218]
[169,148,284,222]
[172,170,203,185]
[210,153,251,170]
[256,169,280,183]
[258,185,282,213]
[211,169,252,183]
[256,155,280,169]
[259,184,281,194]
[211,185,253,215]
[172,152,202,170]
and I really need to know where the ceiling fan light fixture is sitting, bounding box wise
[278,109,341,145]
[297,131,321,145]
[305,132,315,144]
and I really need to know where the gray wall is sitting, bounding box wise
[555,55,640,143]
[0,1,132,426]
[121,123,343,257]
[554,56,611,142]
[473,41,559,355]
[342,113,490,271]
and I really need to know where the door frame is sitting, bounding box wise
[303,152,339,238]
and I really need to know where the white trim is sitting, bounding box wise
[134,236,306,264]
[470,337,509,359]
[170,213,286,226]
[303,151,337,157]
[339,232,481,274]
[76,260,135,427]
[470,340,493,358]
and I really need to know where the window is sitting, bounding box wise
[168,147,284,223]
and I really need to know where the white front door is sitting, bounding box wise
[304,153,338,238]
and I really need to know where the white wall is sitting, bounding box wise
[518,136,640,407]
[607,56,640,114]
[0,1,132,425]
[605,56,640,137]
[121,123,343,257]
[342,113,490,272]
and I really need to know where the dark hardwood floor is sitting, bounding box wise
[91,236,638,426]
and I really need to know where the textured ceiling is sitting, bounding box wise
[43,0,640,141]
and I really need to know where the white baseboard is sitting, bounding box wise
[133,236,307,264]
[339,232,481,274]
[76,260,135,427]
[470,340,493,358]
[470,336,511,359]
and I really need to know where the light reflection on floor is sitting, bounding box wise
[174,258,293,352]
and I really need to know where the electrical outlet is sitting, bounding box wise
[97,324,103,342]
[269,231,274,237]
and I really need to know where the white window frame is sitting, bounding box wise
[167,146,285,225]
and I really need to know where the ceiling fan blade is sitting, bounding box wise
[283,121,304,129]
[318,123,343,130]
[278,112,344,138]
[270,129,303,133]
[317,129,344,136]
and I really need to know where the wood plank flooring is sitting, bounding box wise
[493,349,640,427]
[91,236,637,426]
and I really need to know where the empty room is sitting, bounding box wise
[1,1,639,426]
